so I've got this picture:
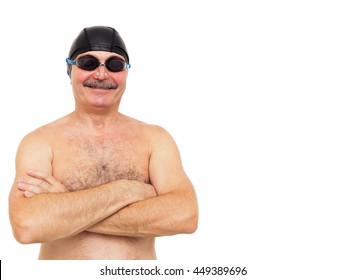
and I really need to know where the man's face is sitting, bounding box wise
[70,51,128,111]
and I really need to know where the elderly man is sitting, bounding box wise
[9,26,198,260]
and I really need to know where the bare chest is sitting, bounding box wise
[52,136,150,191]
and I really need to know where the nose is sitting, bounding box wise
[94,64,109,80]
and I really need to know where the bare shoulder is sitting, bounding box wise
[19,115,69,145]
[120,114,176,146]
[17,114,73,165]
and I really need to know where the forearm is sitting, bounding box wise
[87,189,198,237]
[10,180,147,243]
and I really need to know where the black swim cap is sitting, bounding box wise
[67,26,129,77]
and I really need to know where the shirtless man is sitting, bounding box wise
[9,26,198,260]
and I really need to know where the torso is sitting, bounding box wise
[38,113,156,259]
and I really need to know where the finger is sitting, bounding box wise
[25,170,68,193]
[26,169,53,183]
[18,181,48,195]
[26,169,58,191]
[18,177,51,192]
[24,191,36,197]
[27,169,64,189]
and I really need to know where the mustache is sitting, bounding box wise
[83,80,118,89]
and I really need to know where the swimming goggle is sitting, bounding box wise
[66,55,131,72]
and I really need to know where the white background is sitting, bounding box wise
[1,0,346,279]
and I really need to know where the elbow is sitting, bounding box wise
[11,223,36,244]
[10,216,41,244]
[167,207,198,236]
[178,189,199,234]
[179,204,199,235]
[184,210,199,234]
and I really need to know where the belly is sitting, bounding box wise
[38,232,156,260]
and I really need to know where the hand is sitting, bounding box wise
[126,180,157,200]
[17,169,68,197]
[142,182,158,199]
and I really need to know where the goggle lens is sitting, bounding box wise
[106,58,127,72]
[67,55,130,72]
[76,56,100,70]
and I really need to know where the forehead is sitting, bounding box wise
[76,51,125,61]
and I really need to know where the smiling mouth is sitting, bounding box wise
[83,80,118,90]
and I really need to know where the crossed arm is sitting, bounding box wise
[9,127,198,244]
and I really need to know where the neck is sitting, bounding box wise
[72,107,122,133]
